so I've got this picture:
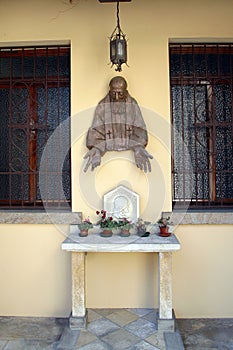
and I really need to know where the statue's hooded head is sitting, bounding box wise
[109,76,128,102]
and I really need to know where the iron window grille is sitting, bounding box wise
[170,43,233,209]
[0,45,71,209]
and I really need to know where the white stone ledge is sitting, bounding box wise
[62,231,181,253]
[0,211,82,224]
[163,211,233,225]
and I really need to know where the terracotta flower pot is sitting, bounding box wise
[79,229,88,237]
[120,229,130,237]
[159,226,171,237]
[100,229,113,237]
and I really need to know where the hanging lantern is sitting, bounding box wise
[109,1,128,72]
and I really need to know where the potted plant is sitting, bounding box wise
[96,210,118,237]
[135,218,150,237]
[118,218,134,237]
[157,216,171,237]
[78,218,93,237]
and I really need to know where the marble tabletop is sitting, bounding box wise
[62,228,180,253]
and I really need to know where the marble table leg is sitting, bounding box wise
[158,252,175,331]
[69,252,87,329]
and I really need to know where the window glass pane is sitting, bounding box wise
[48,88,59,129]
[181,54,193,76]
[216,127,232,171]
[59,55,70,77]
[36,86,70,203]
[12,57,22,78]
[11,87,28,124]
[207,54,218,75]
[36,56,46,77]
[10,174,29,201]
[194,54,206,76]
[23,57,34,78]
[220,54,231,75]
[170,54,181,76]
[47,56,58,76]
[0,89,9,172]
[196,173,209,199]
[0,175,9,200]
[214,84,232,122]
[216,173,233,199]
[59,87,70,122]
[0,57,10,78]
[11,129,27,172]
[0,45,70,208]
[195,85,209,123]
[170,44,233,207]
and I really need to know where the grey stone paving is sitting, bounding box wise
[0,316,67,349]
[177,318,233,350]
[0,310,232,349]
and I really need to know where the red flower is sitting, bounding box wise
[96,211,100,215]
[101,211,106,219]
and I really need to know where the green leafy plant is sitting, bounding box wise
[78,218,93,230]
[117,218,133,229]
[121,222,134,230]
[96,210,118,229]
[157,216,171,228]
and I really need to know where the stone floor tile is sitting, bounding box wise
[128,340,161,349]
[143,310,159,326]
[101,328,140,349]
[164,332,184,350]
[93,308,117,317]
[0,317,67,341]
[177,318,233,350]
[88,317,120,337]
[106,309,139,327]
[127,309,154,317]
[4,339,25,350]
[87,309,103,323]
[125,318,157,339]
[75,330,98,348]
[23,340,59,350]
[57,327,80,349]
[0,340,7,350]
[146,333,166,350]
[78,339,111,350]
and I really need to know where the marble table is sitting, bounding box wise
[62,226,181,330]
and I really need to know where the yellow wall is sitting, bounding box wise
[0,0,233,317]
[0,225,71,317]
[174,226,233,318]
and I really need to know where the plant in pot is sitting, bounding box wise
[135,218,150,237]
[157,216,171,237]
[78,218,93,237]
[96,210,118,237]
[118,218,134,237]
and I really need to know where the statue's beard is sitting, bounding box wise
[110,101,126,114]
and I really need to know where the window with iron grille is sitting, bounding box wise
[0,45,71,208]
[170,43,233,209]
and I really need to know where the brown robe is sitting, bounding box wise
[86,93,148,155]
